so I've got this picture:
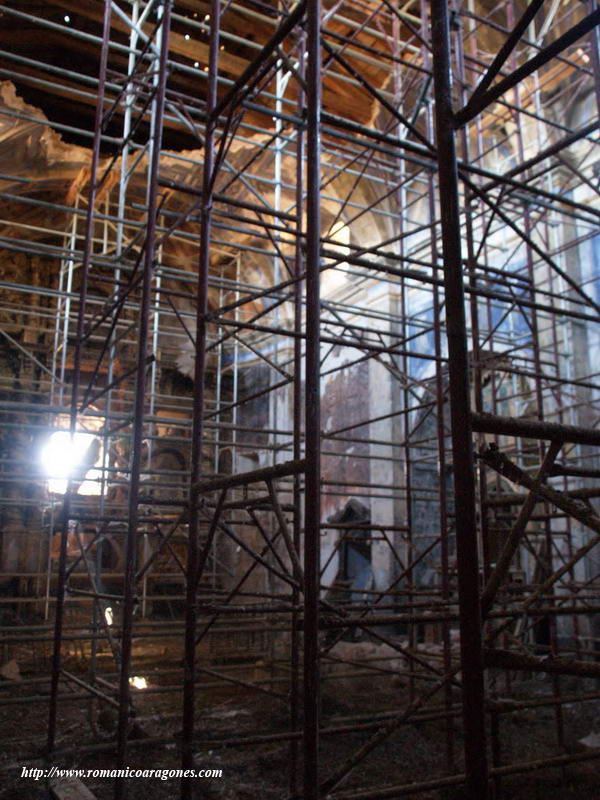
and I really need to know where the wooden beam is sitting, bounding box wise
[48,0,249,76]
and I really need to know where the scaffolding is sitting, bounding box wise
[0,1,600,798]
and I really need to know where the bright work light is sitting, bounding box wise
[40,430,102,495]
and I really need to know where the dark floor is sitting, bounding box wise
[1,649,600,800]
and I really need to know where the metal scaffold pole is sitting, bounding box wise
[304,0,322,796]
[430,1,488,796]
[181,0,221,794]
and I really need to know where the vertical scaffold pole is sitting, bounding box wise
[47,0,113,758]
[115,3,173,798]
[182,0,220,798]
[304,0,322,797]
[430,1,489,797]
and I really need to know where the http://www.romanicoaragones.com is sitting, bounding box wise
[20,766,224,781]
